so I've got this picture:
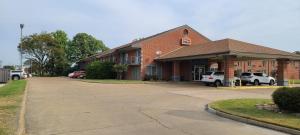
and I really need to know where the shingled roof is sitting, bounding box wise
[157,38,300,60]
[79,25,210,62]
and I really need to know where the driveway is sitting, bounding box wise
[25,77,287,135]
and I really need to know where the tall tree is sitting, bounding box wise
[3,65,15,70]
[67,33,109,63]
[50,30,70,75]
[52,30,68,49]
[19,32,58,76]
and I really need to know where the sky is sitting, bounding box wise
[0,0,300,65]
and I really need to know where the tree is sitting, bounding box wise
[67,33,109,63]
[3,65,15,70]
[19,32,58,76]
[113,64,128,80]
[52,30,68,50]
[49,30,70,75]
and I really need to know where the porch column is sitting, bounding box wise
[172,61,180,81]
[217,61,224,71]
[224,56,236,86]
[277,59,289,86]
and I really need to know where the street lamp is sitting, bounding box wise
[20,24,24,70]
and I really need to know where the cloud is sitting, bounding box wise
[0,0,300,65]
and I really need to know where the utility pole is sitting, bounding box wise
[20,24,24,70]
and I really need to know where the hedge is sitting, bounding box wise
[272,87,300,113]
[86,61,116,79]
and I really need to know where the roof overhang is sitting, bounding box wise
[156,51,300,61]
[118,45,140,52]
[230,51,300,60]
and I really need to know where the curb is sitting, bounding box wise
[16,81,28,135]
[217,86,293,90]
[205,104,300,135]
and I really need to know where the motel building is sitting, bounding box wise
[78,25,300,86]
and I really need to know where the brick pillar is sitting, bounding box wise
[172,61,180,81]
[277,59,289,86]
[224,56,235,86]
[217,61,224,71]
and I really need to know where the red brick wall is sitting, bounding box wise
[140,27,210,79]
[224,56,235,86]
[233,60,299,79]
[286,61,300,79]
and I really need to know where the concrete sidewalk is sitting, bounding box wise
[25,77,287,135]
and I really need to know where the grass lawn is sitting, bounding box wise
[210,99,300,130]
[82,79,151,84]
[0,80,27,135]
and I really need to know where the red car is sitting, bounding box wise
[68,71,86,79]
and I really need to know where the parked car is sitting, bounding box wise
[240,72,275,86]
[201,71,241,87]
[68,71,86,79]
[10,70,27,80]
[68,72,74,78]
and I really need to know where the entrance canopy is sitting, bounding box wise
[156,38,300,61]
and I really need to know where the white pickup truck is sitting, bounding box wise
[240,72,276,86]
[10,70,27,80]
[201,71,240,87]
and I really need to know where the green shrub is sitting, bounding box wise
[86,61,116,79]
[113,64,128,80]
[272,87,300,113]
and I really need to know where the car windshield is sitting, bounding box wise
[214,72,224,75]
[11,71,22,73]
[241,73,251,76]
[203,72,213,75]
[253,73,263,76]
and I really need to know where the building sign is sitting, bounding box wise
[181,36,192,45]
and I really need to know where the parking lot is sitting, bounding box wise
[25,77,287,135]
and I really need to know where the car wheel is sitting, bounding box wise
[269,80,275,86]
[254,80,259,86]
[235,80,240,86]
[12,76,20,80]
[214,80,222,87]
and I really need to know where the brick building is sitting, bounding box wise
[78,25,300,86]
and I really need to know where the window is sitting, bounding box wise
[183,29,189,36]
[120,53,128,64]
[271,60,275,67]
[125,53,128,64]
[214,72,224,76]
[203,71,213,75]
[248,69,252,72]
[241,72,251,76]
[247,61,252,66]
[146,65,157,76]
[253,73,263,76]
[112,56,115,62]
